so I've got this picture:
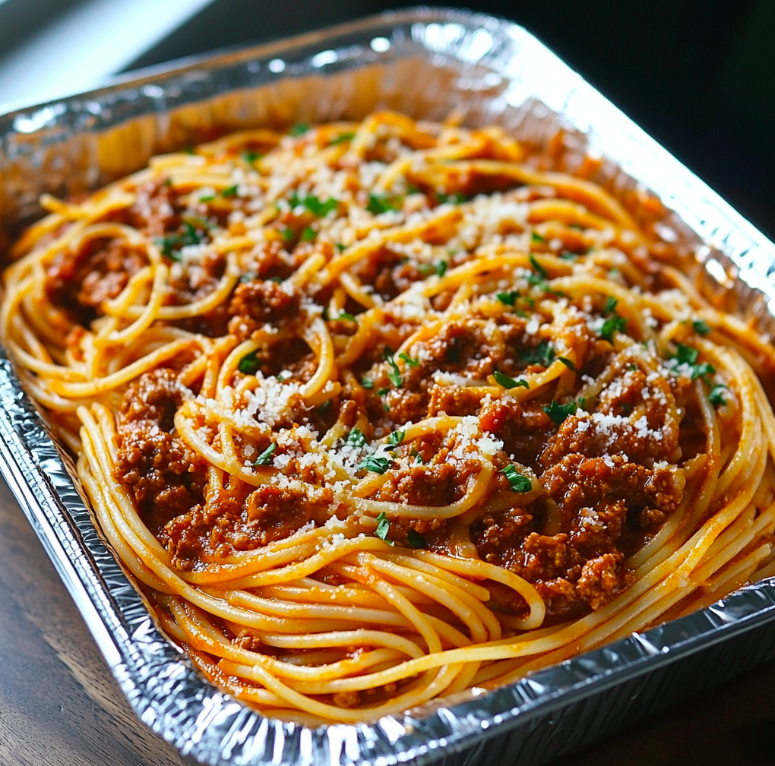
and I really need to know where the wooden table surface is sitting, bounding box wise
[2,477,775,766]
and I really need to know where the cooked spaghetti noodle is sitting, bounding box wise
[4,112,775,724]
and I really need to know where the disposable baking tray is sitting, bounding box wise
[2,7,775,766]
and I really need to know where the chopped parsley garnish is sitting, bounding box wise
[289,191,339,218]
[360,456,392,474]
[437,192,467,204]
[674,343,699,366]
[329,132,355,145]
[398,352,419,368]
[691,362,716,382]
[361,378,374,390]
[317,400,333,417]
[520,340,556,367]
[559,251,578,260]
[281,227,294,242]
[599,296,628,343]
[530,232,546,245]
[377,387,390,397]
[383,349,402,387]
[600,314,628,343]
[374,512,394,544]
[221,184,239,198]
[301,226,316,241]
[693,319,711,335]
[417,263,435,276]
[198,194,215,202]
[435,260,449,278]
[544,398,581,425]
[241,150,263,164]
[335,242,347,252]
[333,311,356,322]
[277,371,292,382]
[254,443,276,466]
[493,370,529,390]
[496,291,519,306]
[346,427,367,448]
[603,296,618,314]
[289,123,310,136]
[238,350,261,375]
[709,385,727,407]
[387,429,405,446]
[239,272,257,283]
[529,254,548,279]
[558,357,577,371]
[407,529,427,548]
[367,192,401,215]
[414,452,425,464]
[501,465,533,492]
[155,221,204,260]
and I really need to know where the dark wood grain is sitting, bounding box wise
[1,475,775,766]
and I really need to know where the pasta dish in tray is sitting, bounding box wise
[3,112,775,724]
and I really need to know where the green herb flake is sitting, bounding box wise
[301,226,316,242]
[496,291,519,306]
[221,184,239,198]
[241,150,263,165]
[377,387,390,397]
[367,192,401,215]
[501,465,533,493]
[361,378,374,390]
[709,385,727,407]
[346,427,367,448]
[693,319,711,335]
[407,529,427,548]
[330,132,355,145]
[691,362,716,382]
[417,263,435,276]
[289,191,339,218]
[493,370,529,390]
[317,400,333,417]
[674,343,699,366]
[238,350,261,375]
[383,349,402,388]
[334,311,356,322]
[360,456,392,475]
[520,340,556,367]
[398,352,419,368]
[289,123,310,137]
[558,357,577,372]
[435,260,449,278]
[374,511,394,544]
[437,192,467,205]
[254,443,276,466]
[387,429,405,447]
[600,314,628,343]
[198,194,215,202]
[530,232,546,245]
[603,296,618,315]
[559,251,578,261]
[529,254,548,279]
[414,452,425,464]
[544,399,580,425]
[335,242,348,252]
[281,227,294,242]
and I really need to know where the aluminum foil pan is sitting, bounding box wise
[2,8,775,766]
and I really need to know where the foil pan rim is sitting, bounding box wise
[1,8,775,766]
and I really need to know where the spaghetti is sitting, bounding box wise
[4,112,775,725]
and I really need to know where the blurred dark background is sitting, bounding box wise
[0,0,773,237]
